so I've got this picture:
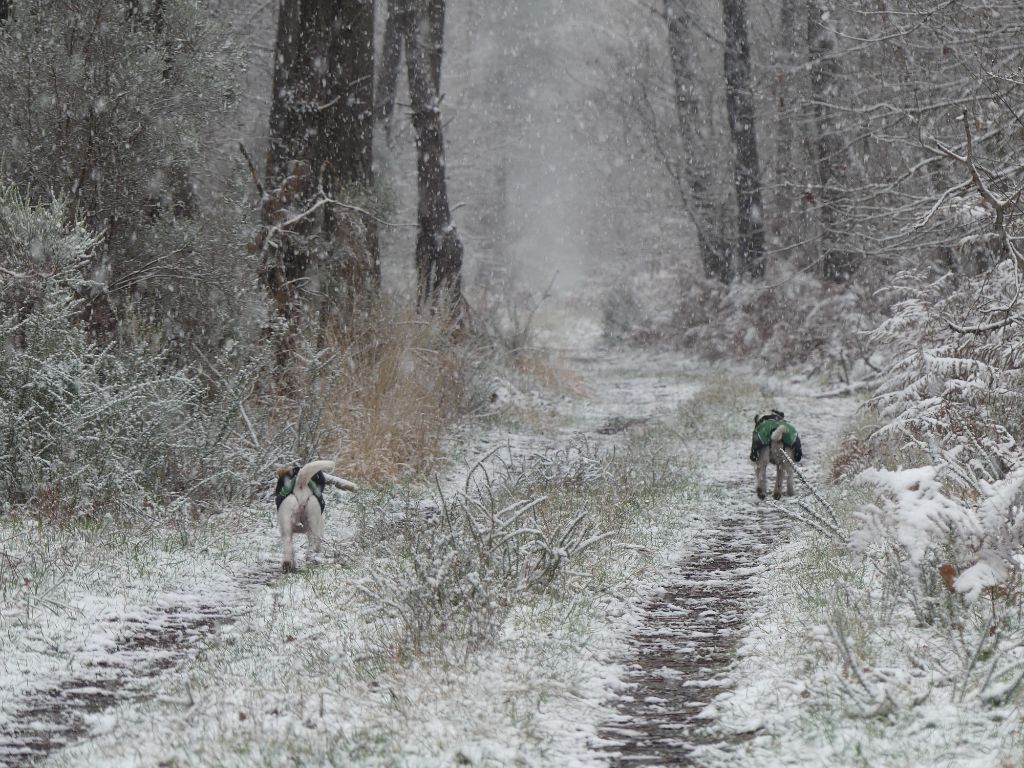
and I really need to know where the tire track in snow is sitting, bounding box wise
[0,567,276,767]
[598,494,782,765]
[597,392,854,766]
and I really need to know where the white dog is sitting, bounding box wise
[274,460,356,572]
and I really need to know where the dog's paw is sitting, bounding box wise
[757,488,766,500]
[773,489,782,500]
[281,560,295,574]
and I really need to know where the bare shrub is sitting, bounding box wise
[355,438,672,661]
[243,298,492,485]
[0,190,258,516]
[323,303,482,482]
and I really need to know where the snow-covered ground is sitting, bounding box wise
[4,332,1020,767]
[1,346,714,766]
[0,347,792,765]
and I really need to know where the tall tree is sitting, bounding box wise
[402,0,464,313]
[806,0,853,282]
[322,0,379,314]
[375,0,411,140]
[376,0,440,142]
[262,0,378,349]
[767,0,807,254]
[722,0,765,279]
[664,0,733,283]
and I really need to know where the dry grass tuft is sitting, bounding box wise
[512,350,591,398]
[319,301,474,484]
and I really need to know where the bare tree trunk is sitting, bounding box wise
[722,0,765,279]
[321,0,380,313]
[664,0,733,283]
[807,0,854,282]
[426,0,444,92]
[375,0,442,145]
[403,0,464,314]
[265,0,307,186]
[773,0,798,181]
[769,0,799,241]
[319,1,375,195]
[262,0,325,362]
[261,0,380,356]
[376,0,411,140]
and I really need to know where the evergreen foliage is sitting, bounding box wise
[0,189,254,515]
[0,0,263,354]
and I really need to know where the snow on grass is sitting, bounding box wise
[703,532,1024,767]
[1,351,714,766]
[700,414,1024,767]
[44,495,714,767]
[14,352,942,768]
[0,512,273,740]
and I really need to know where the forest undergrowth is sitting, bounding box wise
[706,281,1024,765]
[13,354,707,766]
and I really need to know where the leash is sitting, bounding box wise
[774,448,845,541]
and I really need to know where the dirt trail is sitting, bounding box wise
[596,386,853,766]
[0,351,851,767]
[598,492,782,765]
[0,569,274,767]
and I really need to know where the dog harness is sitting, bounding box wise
[275,464,327,514]
[749,411,803,463]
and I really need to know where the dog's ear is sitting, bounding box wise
[275,465,295,479]
[773,409,785,420]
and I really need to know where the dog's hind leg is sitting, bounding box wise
[756,449,768,500]
[277,500,297,573]
[769,426,787,500]
[307,501,325,557]
[785,449,796,496]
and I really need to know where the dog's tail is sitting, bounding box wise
[297,460,335,490]
[324,472,358,492]
[771,425,786,444]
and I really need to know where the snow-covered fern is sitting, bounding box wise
[857,253,1024,597]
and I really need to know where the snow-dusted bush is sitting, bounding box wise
[869,264,1024,471]
[854,465,1024,602]
[600,282,646,342]
[355,439,659,660]
[0,190,253,515]
[851,257,1024,593]
[661,262,878,378]
[0,0,264,356]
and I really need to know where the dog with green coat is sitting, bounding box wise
[750,409,803,500]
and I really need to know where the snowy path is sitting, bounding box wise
[596,384,855,767]
[0,350,856,766]
[0,602,231,766]
[0,566,276,767]
[597,475,780,764]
